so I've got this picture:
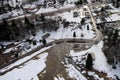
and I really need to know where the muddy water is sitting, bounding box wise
[38,42,89,80]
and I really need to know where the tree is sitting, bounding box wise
[24,16,30,24]
[40,13,46,22]
[1,19,11,40]
[87,25,89,30]
[53,0,56,4]
[42,38,46,45]
[43,0,47,8]
[74,0,83,6]
[33,40,37,45]
[8,3,12,11]
[16,0,18,2]
[73,32,76,37]
[101,7,105,12]
[81,33,84,37]
[81,18,85,25]
[10,20,19,40]
[112,0,115,6]
[111,29,119,45]
[84,0,88,3]
[116,0,120,8]
[58,0,66,6]
[86,54,93,69]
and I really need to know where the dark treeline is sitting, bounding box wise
[98,23,120,66]
[0,14,59,41]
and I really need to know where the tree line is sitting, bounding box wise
[0,14,60,41]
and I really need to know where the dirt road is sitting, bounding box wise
[38,42,90,80]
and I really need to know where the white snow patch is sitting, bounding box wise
[66,64,87,80]
[0,52,48,80]
[0,46,52,73]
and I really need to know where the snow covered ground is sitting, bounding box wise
[0,52,48,80]
[1,41,120,80]
[0,46,52,73]
[35,8,95,42]
[96,4,120,23]
[68,41,120,79]
[0,46,52,80]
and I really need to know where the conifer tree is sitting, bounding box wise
[86,54,93,69]
[73,32,76,37]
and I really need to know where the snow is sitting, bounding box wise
[35,8,95,42]
[0,46,52,73]
[0,52,48,80]
[88,71,104,80]
[34,23,95,42]
[57,9,85,23]
[66,64,87,80]
[108,4,120,13]
[36,7,57,14]
[96,4,120,23]
[70,41,110,72]
[11,10,24,17]
[0,12,12,20]
[3,48,13,54]
[23,4,36,9]
[69,41,120,79]
[106,13,120,21]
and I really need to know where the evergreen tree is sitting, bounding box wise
[73,32,76,37]
[53,0,56,4]
[87,25,89,30]
[11,20,19,37]
[40,13,46,22]
[75,0,83,6]
[81,33,84,37]
[101,7,105,12]
[86,54,93,69]
[43,0,47,8]
[2,19,11,40]
[16,0,18,3]
[42,38,46,45]
[24,16,30,24]
[116,0,120,8]
[33,40,37,45]
[112,0,115,6]
[81,18,85,25]
[84,0,88,3]
[8,3,12,11]
[112,29,119,45]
